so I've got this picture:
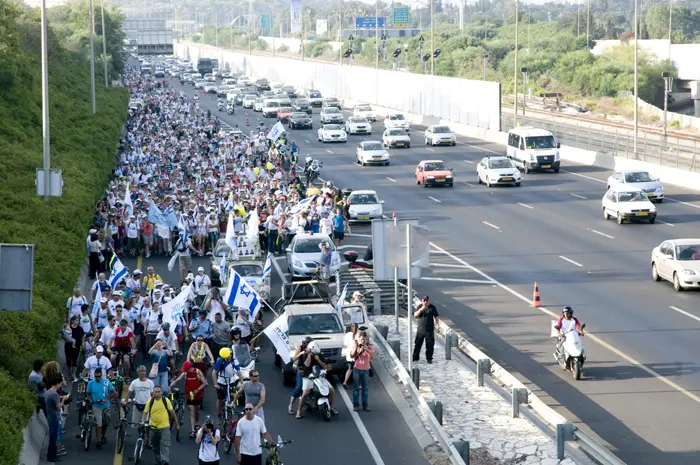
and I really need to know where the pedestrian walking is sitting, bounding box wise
[235,402,273,465]
[142,385,180,465]
[196,416,221,465]
[412,295,440,364]
[45,375,67,463]
[351,330,375,411]
[234,369,266,422]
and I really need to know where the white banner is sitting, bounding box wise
[290,0,302,34]
[161,284,192,326]
[316,19,328,35]
[263,313,294,364]
[266,121,285,141]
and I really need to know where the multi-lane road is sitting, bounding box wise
[175,78,700,464]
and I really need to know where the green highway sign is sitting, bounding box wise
[393,7,409,28]
[260,14,272,31]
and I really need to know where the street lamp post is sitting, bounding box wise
[375,0,379,70]
[483,53,488,80]
[633,0,638,155]
[248,1,252,55]
[40,0,51,200]
[521,67,528,116]
[513,0,519,127]
[662,71,672,137]
[338,0,342,65]
[89,0,96,114]
[100,0,108,87]
[430,0,435,75]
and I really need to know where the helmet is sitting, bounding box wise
[161,322,171,330]
[119,319,129,326]
[219,347,232,359]
[325,181,334,189]
[305,155,312,163]
[230,327,242,337]
[302,336,313,345]
[307,341,321,355]
[562,306,574,316]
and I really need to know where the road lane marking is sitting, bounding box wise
[304,139,310,143]
[463,160,474,164]
[386,177,396,182]
[271,255,289,284]
[431,263,471,268]
[428,196,441,203]
[588,228,615,239]
[326,149,334,154]
[482,221,500,230]
[657,220,675,226]
[463,182,476,187]
[570,193,587,200]
[427,148,435,152]
[427,241,700,406]
[348,233,373,238]
[337,383,387,465]
[518,203,534,209]
[337,245,368,250]
[419,277,494,284]
[669,306,700,324]
[559,256,583,267]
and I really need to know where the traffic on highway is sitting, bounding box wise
[46,53,700,465]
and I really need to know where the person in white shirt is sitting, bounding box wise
[82,346,113,379]
[145,301,163,349]
[123,365,155,425]
[196,416,221,465]
[194,267,211,306]
[235,402,273,464]
[108,291,126,314]
[126,270,143,291]
[126,215,140,256]
[320,212,333,236]
[66,287,88,321]
[100,316,118,347]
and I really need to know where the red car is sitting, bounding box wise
[415,160,454,187]
[277,107,294,123]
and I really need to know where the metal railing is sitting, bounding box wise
[501,113,700,173]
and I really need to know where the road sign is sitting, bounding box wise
[355,16,385,29]
[260,14,272,31]
[393,7,409,28]
[0,244,34,311]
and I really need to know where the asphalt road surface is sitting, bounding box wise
[171,76,700,464]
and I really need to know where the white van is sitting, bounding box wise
[262,99,280,118]
[506,126,561,173]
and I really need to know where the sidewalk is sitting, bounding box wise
[370,315,576,465]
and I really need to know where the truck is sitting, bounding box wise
[197,58,215,77]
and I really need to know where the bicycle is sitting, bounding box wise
[220,383,242,454]
[115,400,130,454]
[78,401,95,451]
[75,377,89,427]
[167,388,185,441]
[129,422,153,464]
[261,436,293,465]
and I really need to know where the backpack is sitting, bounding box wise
[146,396,170,416]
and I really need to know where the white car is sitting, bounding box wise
[476,156,521,187]
[347,190,384,221]
[345,117,372,135]
[203,83,217,93]
[286,233,341,279]
[242,95,256,108]
[602,185,657,224]
[651,239,700,291]
[320,106,344,124]
[382,128,411,148]
[384,113,409,131]
[356,141,390,166]
[194,79,206,89]
[317,124,347,143]
[425,125,456,146]
[606,170,664,203]
[353,104,377,121]
[308,90,323,106]
[254,97,265,112]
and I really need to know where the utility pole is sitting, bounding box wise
[100,0,108,87]
[513,0,519,127]
[338,0,343,65]
[430,0,435,75]
[89,0,96,114]
[586,0,590,47]
[375,0,379,70]
[633,0,638,155]
[248,0,252,55]
[459,0,464,36]
[662,72,672,137]
[215,10,219,48]
[41,0,51,200]
[668,0,673,61]
[521,67,527,116]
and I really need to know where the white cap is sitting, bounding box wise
[100,297,108,303]
[89,229,97,234]
[353,291,362,298]
[186,273,195,280]
[96,346,104,353]
[198,266,205,272]
[133,269,142,275]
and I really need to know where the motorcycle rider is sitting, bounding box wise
[217,98,224,111]
[295,341,339,419]
[555,306,584,356]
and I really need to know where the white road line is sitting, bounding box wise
[337,385,387,465]
[463,160,474,164]
[304,139,310,143]
[665,198,700,209]
[570,193,587,200]
[271,256,289,284]
[482,221,500,230]
[419,277,494,284]
[518,203,534,209]
[669,306,700,324]
[427,148,435,152]
[463,182,476,187]
[559,255,584,267]
[657,220,675,226]
[348,233,373,238]
[428,196,442,203]
[431,263,471,268]
[326,149,334,154]
[428,241,700,406]
[429,249,450,254]
[588,228,615,239]
[386,177,397,183]
[337,245,368,250]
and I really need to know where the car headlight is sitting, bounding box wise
[451,135,456,140]
[555,152,560,161]
[656,183,663,192]
[427,176,435,179]
[293,259,303,268]
[446,175,453,179]
[681,269,697,275]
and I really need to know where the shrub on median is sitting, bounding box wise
[0,1,128,464]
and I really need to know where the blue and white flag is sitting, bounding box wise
[224,268,263,319]
[225,212,237,251]
[266,121,285,142]
[262,253,272,280]
[335,283,348,323]
[124,183,134,218]
[108,255,128,289]
[162,204,178,228]
[226,192,235,211]
[161,284,191,326]
[92,285,102,318]
[177,215,189,243]
[220,254,227,285]
[148,199,178,228]
[289,196,314,217]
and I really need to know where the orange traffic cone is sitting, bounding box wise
[532,282,541,308]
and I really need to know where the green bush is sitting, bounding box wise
[278,44,289,53]
[307,42,329,58]
[0,1,127,464]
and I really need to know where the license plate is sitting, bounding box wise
[358,129,366,132]
[359,216,370,220]
[541,164,551,169]
[437,179,445,183]
[637,212,649,216]
[311,269,317,273]
[396,143,404,146]
[502,177,514,181]
[646,194,654,197]
[373,156,382,159]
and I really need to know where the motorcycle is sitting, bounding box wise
[302,366,332,421]
[217,100,224,111]
[227,104,235,115]
[230,347,261,403]
[343,251,373,270]
[305,159,322,184]
[553,323,586,380]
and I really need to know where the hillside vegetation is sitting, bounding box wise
[0,1,127,463]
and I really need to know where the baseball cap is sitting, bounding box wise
[96,346,104,353]
[198,266,204,272]
[182,361,193,372]
[100,297,108,303]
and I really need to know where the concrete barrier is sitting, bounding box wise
[18,412,48,465]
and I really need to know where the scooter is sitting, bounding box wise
[302,366,332,421]
[553,323,586,380]
[217,100,224,111]
[305,160,322,184]
[227,104,235,115]
[230,348,261,404]
[343,251,373,270]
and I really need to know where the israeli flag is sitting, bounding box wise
[262,253,272,280]
[288,196,314,217]
[163,204,179,228]
[266,121,285,142]
[335,283,348,323]
[224,268,263,320]
[177,215,189,243]
[148,199,166,226]
[108,255,128,289]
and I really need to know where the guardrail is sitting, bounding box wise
[395,282,627,465]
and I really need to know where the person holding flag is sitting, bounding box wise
[108,255,128,289]
[173,216,201,282]
[223,267,263,323]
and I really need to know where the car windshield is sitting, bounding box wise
[349,117,367,123]
[618,191,646,202]
[296,100,309,105]
[525,135,556,149]
[310,92,322,98]
[350,194,379,205]
[624,172,654,183]
[279,107,294,113]
[294,238,334,253]
[288,314,343,335]
[362,142,383,151]
[388,129,407,136]
[433,126,451,133]
[358,106,372,111]
[214,243,231,257]
[324,125,342,130]
[676,245,700,261]
[324,107,340,114]
[292,112,308,118]
[488,159,513,169]
[326,98,338,102]
[283,86,294,91]
[424,162,448,171]
[389,114,405,120]
[232,264,263,277]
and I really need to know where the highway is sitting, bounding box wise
[179,79,700,464]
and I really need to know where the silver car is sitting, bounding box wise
[286,234,341,279]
